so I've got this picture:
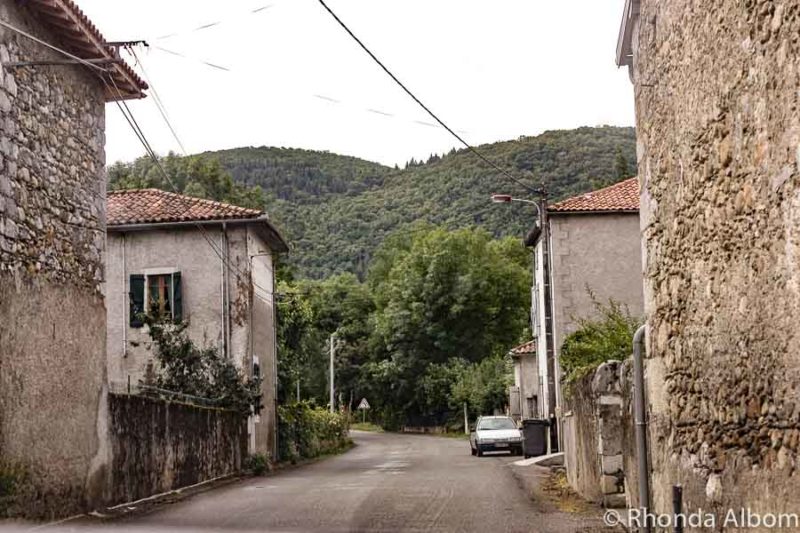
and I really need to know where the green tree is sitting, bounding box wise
[614,147,631,180]
[108,152,265,210]
[365,226,530,424]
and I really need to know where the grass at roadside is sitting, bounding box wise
[350,422,384,432]
[541,469,592,513]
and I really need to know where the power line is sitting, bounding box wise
[128,47,187,153]
[105,76,276,300]
[152,45,231,71]
[0,18,275,301]
[315,0,542,196]
[153,4,273,41]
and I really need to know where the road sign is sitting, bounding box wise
[357,398,370,410]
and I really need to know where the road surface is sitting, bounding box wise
[11,431,611,532]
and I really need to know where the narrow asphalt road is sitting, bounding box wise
[11,431,611,533]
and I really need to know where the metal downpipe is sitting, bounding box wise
[633,324,651,532]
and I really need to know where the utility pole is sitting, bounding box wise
[329,333,336,413]
[463,402,469,435]
[539,193,559,451]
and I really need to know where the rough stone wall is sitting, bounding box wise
[563,361,626,508]
[619,358,640,510]
[0,0,108,518]
[108,394,247,504]
[563,371,602,504]
[633,0,800,524]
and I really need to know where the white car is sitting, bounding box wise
[469,415,523,457]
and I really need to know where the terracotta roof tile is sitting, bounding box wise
[510,340,536,356]
[548,177,639,213]
[25,0,147,100]
[107,189,264,226]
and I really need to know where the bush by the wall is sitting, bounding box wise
[278,401,350,463]
[560,296,641,387]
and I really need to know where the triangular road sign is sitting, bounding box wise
[357,397,370,410]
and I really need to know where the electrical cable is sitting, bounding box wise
[315,0,542,195]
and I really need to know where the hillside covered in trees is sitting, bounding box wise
[108,126,636,278]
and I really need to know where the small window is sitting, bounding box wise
[129,271,182,327]
[148,274,173,317]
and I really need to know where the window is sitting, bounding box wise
[477,417,517,431]
[148,274,173,317]
[129,271,182,327]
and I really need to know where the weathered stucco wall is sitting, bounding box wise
[108,394,247,504]
[514,352,540,419]
[549,212,644,352]
[633,0,800,523]
[0,0,108,518]
[106,224,277,458]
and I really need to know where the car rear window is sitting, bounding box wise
[477,418,517,430]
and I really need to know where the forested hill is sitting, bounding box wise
[108,126,636,279]
[206,146,391,204]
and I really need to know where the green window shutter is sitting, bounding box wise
[172,271,182,322]
[129,274,145,328]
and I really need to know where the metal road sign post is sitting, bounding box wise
[357,398,370,423]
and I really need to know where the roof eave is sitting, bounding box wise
[108,215,289,253]
[547,209,640,216]
[25,0,148,100]
[615,0,640,67]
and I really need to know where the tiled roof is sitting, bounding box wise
[548,177,639,213]
[24,0,147,100]
[107,189,264,226]
[510,340,536,356]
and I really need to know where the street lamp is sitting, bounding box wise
[490,190,559,452]
[490,194,541,217]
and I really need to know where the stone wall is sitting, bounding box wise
[632,0,800,523]
[562,361,626,508]
[108,394,247,505]
[0,0,108,518]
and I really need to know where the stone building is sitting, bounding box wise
[106,189,287,457]
[618,0,800,521]
[528,177,643,450]
[0,0,146,516]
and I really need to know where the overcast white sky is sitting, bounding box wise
[79,0,634,167]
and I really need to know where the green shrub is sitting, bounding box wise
[244,453,270,476]
[278,401,350,463]
[560,296,641,385]
[142,313,262,416]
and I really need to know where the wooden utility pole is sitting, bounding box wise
[329,333,336,413]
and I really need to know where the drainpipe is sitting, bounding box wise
[272,260,279,461]
[633,324,651,533]
[121,233,127,358]
[222,223,230,358]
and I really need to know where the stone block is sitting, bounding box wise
[0,173,10,196]
[603,493,627,509]
[601,474,622,494]
[602,454,623,475]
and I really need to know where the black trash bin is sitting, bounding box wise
[521,419,549,458]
